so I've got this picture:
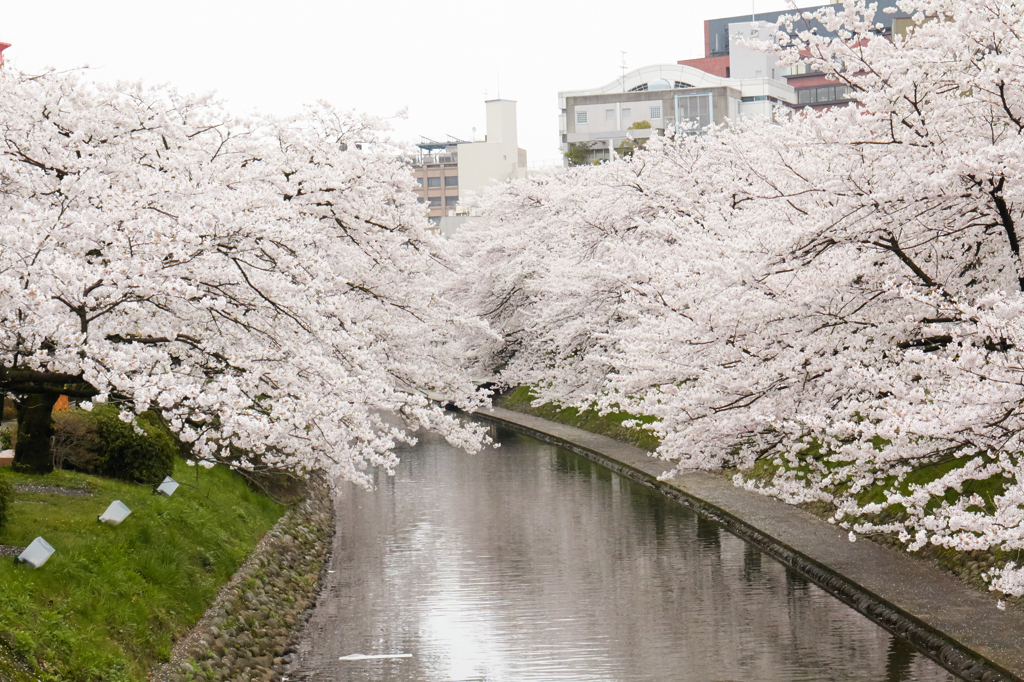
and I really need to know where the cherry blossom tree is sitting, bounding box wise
[456,0,1024,594]
[0,70,494,482]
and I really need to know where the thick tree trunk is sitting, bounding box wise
[13,392,59,474]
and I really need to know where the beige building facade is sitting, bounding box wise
[410,142,461,227]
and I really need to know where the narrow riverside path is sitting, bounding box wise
[474,406,1024,682]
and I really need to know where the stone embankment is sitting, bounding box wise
[152,482,334,682]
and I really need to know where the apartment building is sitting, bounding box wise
[410,139,462,227]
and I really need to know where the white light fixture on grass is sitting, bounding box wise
[155,476,179,497]
[16,537,54,568]
[98,500,132,525]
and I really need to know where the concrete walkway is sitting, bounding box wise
[474,406,1024,682]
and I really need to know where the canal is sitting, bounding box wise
[288,426,957,681]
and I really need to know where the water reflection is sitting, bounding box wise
[290,428,955,682]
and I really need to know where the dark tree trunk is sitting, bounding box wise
[13,392,59,474]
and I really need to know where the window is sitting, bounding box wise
[428,197,441,207]
[576,111,588,124]
[675,93,712,132]
[621,108,631,119]
[445,196,458,207]
[444,175,458,186]
[798,88,814,105]
[417,197,425,204]
[427,177,441,187]
[415,177,424,186]
[650,106,662,119]
[605,109,615,121]
[427,216,441,226]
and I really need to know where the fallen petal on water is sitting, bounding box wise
[339,653,413,661]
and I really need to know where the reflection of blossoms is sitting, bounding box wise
[453,0,1024,594]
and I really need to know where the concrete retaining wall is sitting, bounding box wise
[474,407,1024,682]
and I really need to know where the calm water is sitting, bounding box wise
[289,426,956,682]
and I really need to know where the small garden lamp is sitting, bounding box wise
[98,500,132,525]
[16,537,54,568]
[155,476,179,497]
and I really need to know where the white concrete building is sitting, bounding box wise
[559,58,795,165]
[457,99,528,199]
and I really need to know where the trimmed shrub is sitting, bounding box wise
[51,411,99,472]
[88,405,177,484]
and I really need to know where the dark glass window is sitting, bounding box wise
[444,176,458,186]
[445,196,458,206]
[427,177,441,187]
[428,197,441,207]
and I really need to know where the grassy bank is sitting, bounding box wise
[0,458,283,681]
[496,386,661,451]
[734,451,1020,599]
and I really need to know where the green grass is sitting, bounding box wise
[0,459,284,681]
[496,386,662,451]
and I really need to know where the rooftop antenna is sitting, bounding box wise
[620,51,628,92]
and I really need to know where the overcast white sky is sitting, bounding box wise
[3,0,809,165]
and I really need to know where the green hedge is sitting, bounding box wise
[88,406,176,485]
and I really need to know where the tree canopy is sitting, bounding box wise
[454,0,1024,595]
[0,71,494,484]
